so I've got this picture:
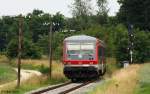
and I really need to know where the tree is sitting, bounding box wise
[70,0,93,30]
[71,0,93,17]
[117,0,150,30]
[96,0,108,25]
[0,19,6,52]
[97,0,108,15]
[52,12,65,32]
[133,29,150,63]
[112,24,129,63]
[26,10,51,42]
[6,38,42,59]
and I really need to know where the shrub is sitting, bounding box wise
[6,38,42,59]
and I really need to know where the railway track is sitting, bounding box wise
[27,80,97,94]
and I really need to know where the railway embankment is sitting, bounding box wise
[134,63,150,94]
[88,63,150,94]
[0,56,68,94]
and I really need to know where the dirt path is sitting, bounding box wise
[0,69,42,90]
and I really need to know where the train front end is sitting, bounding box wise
[63,35,99,80]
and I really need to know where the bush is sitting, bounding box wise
[133,29,150,63]
[39,64,49,74]
[6,38,42,59]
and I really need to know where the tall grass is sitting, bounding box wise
[0,55,17,85]
[11,58,67,82]
[88,64,140,94]
[2,74,67,94]
[0,63,17,85]
[0,55,9,63]
[0,55,68,94]
[105,58,118,78]
[135,63,150,94]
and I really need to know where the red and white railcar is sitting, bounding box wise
[63,35,106,80]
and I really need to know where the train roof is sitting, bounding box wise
[65,35,97,41]
[64,35,105,47]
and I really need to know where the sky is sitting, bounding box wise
[0,0,120,17]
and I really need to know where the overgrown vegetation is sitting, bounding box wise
[0,0,149,63]
[0,63,17,85]
[135,63,150,94]
[88,65,140,94]
[0,74,68,94]
[105,58,119,77]
[0,0,150,93]
[0,56,17,85]
[0,56,68,94]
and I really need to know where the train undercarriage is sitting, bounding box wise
[64,66,105,81]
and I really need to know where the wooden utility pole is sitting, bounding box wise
[49,23,53,78]
[17,15,23,87]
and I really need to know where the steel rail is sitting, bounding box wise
[59,80,96,94]
[31,81,72,94]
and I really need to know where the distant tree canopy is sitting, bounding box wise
[68,0,109,31]
[97,0,108,15]
[69,0,93,30]
[117,0,150,30]
[0,3,149,64]
[0,10,66,59]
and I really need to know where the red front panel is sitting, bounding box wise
[64,60,98,65]
[63,40,99,65]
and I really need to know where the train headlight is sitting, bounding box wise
[68,62,71,65]
[90,62,93,64]
[79,62,82,65]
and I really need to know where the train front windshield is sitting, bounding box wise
[66,43,95,60]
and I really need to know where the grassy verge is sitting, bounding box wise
[0,63,17,85]
[2,74,68,94]
[10,59,63,74]
[134,63,150,94]
[88,64,140,94]
[87,79,113,94]
[105,58,119,78]
[87,58,118,94]
[0,56,68,94]
[0,56,17,85]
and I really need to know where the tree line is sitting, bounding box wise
[0,0,149,63]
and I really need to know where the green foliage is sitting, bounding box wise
[0,63,17,84]
[114,24,129,62]
[39,65,49,74]
[6,38,42,59]
[36,35,49,55]
[133,29,150,63]
[135,63,150,94]
[0,8,149,63]
[6,39,18,58]
[52,12,65,32]
[69,0,93,30]
[70,0,93,17]
[118,0,150,30]
[23,39,42,59]
[97,0,108,15]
